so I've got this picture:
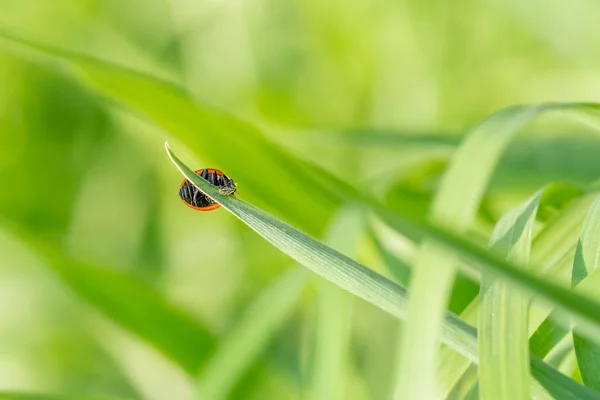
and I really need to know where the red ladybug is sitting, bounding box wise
[179,168,236,211]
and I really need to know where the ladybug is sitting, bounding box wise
[179,168,236,211]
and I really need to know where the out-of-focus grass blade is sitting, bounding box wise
[395,103,600,400]
[445,365,477,400]
[0,218,215,375]
[293,131,600,189]
[526,261,600,367]
[196,267,308,399]
[195,209,361,400]
[367,227,411,286]
[572,198,600,391]
[0,29,340,236]
[530,317,570,358]
[307,207,363,400]
[166,143,600,400]
[479,190,542,400]
[0,393,127,400]
[438,186,588,398]
[529,197,600,369]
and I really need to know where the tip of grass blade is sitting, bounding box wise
[165,142,229,209]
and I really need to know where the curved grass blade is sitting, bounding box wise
[0,29,340,236]
[437,184,583,398]
[479,190,542,400]
[572,198,600,391]
[528,197,600,373]
[166,143,600,400]
[527,256,600,355]
[305,131,600,187]
[446,365,478,400]
[395,103,600,400]
[438,190,588,397]
[0,218,215,375]
[196,267,308,399]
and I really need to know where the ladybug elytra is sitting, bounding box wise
[179,168,236,211]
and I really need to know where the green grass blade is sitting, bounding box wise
[479,190,542,400]
[438,187,590,397]
[0,218,214,374]
[528,197,600,372]
[308,281,353,400]
[307,207,363,400]
[453,353,596,400]
[303,131,600,188]
[530,316,570,358]
[367,227,411,285]
[0,29,340,236]
[165,143,599,400]
[526,257,600,364]
[164,143,418,346]
[395,103,600,400]
[196,267,308,399]
[446,365,478,400]
[572,198,600,391]
[530,355,600,400]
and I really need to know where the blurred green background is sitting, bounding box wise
[1,0,600,399]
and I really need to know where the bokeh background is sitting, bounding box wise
[1,0,600,399]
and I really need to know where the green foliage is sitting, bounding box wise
[2,3,600,399]
[167,144,600,399]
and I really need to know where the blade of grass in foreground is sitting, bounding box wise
[572,198,600,391]
[301,132,600,188]
[479,190,541,400]
[0,218,215,375]
[196,267,308,399]
[307,206,362,400]
[165,143,600,400]
[527,197,600,366]
[396,103,600,400]
[437,186,589,397]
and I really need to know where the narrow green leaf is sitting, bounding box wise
[395,103,600,400]
[367,227,411,286]
[445,365,477,400]
[443,185,582,399]
[528,198,600,379]
[303,131,600,188]
[479,190,541,400]
[394,185,591,398]
[165,143,599,400]
[527,256,600,355]
[572,198,600,391]
[529,355,599,400]
[0,218,214,374]
[530,318,570,358]
[196,267,308,399]
[307,207,363,400]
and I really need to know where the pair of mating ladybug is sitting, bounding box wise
[179,168,236,211]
